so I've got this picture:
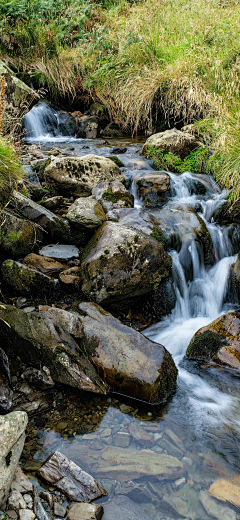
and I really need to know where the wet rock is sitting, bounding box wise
[59,266,81,286]
[67,503,103,520]
[38,451,107,502]
[209,479,240,508]
[92,180,134,210]
[0,304,107,394]
[133,171,170,207]
[23,253,65,275]
[186,312,240,370]
[45,155,124,197]
[76,115,99,139]
[32,488,50,520]
[79,302,177,404]
[41,196,64,211]
[128,422,155,447]
[1,260,55,297]
[89,102,109,124]
[233,252,240,299]
[200,490,236,520]
[39,244,79,261]
[213,198,240,225]
[66,197,106,231]
[11,467,33,494]
[0,211,43,258]
[102,122,122,137]
[142,128,201,159]
[22,367,55,390]
[101,496,150,520]
[115,482,152,503]
[9,191,71,242]
[0,372,12,411]
[53,502,66,518]
[113,432,131,448]
[0,411,28,506]
[112,147,127,154]
[151,201,212,258]
[19,510,35,520]
[8,491,27,510]
[81,221,172,305]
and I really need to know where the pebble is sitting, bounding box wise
[53,503,67,518]
[19,509,35,520]
[113,431,131,448]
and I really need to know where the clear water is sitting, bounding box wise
[23,103,240,520]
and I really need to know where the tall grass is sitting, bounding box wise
[1,0,240,194]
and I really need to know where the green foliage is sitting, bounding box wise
[150,227,166,246]
[146,146,210,174]
[0,138,23,209]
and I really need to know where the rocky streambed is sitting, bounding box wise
[1,102,240,520]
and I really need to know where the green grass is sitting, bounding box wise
[0,138,23,209]
[1,0,240,195]
[146,146,210,174]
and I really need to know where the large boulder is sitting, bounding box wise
[81,221,172,305]
[1,260,56,297]
[9,191,71,242]
[0,411,28,506]
[186,312,240,370]
[79,302,177,404]
[142,128,201,159]
[66,197,107,231]
[213,199,240,225]
[0,304,107,394]
[44,155,124,197]
[133,171,170,207]
[0,211,43,258]
[0,60,38,135]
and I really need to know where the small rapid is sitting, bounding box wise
[24,101,79,142]
[145,170,239,434]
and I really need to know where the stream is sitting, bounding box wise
[22,103,240,520]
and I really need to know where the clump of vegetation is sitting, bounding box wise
[146,146,210,174]
[150,227,166,246]
[0,138,23,209]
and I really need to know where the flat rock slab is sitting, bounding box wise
[23,254,65,274]
[209,479,240,508]
[102,496,150,520]
[96,446,183,482]
[67,503,103,520]
[39,244,79,261]
[38,451,107,502]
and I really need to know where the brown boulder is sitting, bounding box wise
[142,128,202,159]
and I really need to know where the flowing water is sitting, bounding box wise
[23,102,240,520]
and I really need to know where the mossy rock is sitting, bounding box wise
[106,156,124,167]
[186,330,227,359]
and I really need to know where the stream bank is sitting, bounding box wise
[1,101,240,520]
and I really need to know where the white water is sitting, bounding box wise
[145,171,239,431]
[24,101,80,142]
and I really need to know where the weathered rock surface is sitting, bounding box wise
[0,60,38,136]
[0,372,12,411]
[0,411,28,506]
[59,266,81,286]
[22,367,55,390]
[142,128,201,158]
[41,196,64,211]
[133,171,170,207]
[200,490,236,520]
[11,467,33,494]
[213,198,240,225]
[102,122,122,137]
[92,180,134,210]
[1,260,55,297]
[76,115,99,139]
[209,479,240,508]
[0,304,107,394]
[233,252,240,299]
[186,312,240,370]
[67,503,103,520]
[39,244,79,261]
[9,191,71,242]
[23,253,65,275]
[38,451,107,502]
[103,496,149,520]
[0,212,43,258]
[96,446,183,481]
[44,154,124,197]
[79,302,177,404]
[66,196,106,230]
[81,221,172,305]
[151,201,212,258]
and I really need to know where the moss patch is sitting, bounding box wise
[186,330,228,359]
